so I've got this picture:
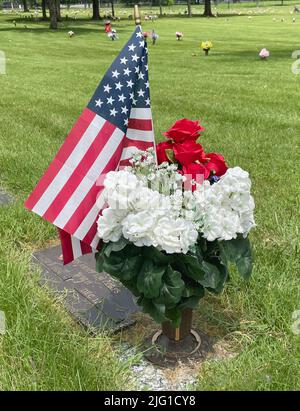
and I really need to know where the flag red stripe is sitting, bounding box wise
[128,118,153,131]
[59,228,74,264]
[42,121,116,222]
[25,108,95,210]
[122,137,154,151]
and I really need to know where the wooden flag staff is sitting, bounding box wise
[134,4,141,25]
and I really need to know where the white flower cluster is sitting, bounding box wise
[96,153,255,254]
[97,169,198,253]
[199,167,255,241]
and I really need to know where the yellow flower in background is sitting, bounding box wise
[201,41,213,50]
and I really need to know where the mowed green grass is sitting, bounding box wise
[0,4,299,390]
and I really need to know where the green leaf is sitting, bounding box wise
[165,307,182,327]
[142,246,171,266]
[182,281,205,298]
[165,148,176,163]
[178,295,202,310]
[173,253,204,281]
[200,261,222,289]
[103,237,129,257]
[138,297,166,323]
[219,236,253,279]
[156,265,185,308]
[137,260,165,298]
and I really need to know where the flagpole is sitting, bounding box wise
[134,4,141,25]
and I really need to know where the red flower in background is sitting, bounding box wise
[156,140,173,164]
[205,153,228,177]
[163,119,205,143]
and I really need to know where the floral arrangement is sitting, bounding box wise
[259,48,269,59]
[95,119,255,326]
[201,41,213,55]
[176,32,183,40]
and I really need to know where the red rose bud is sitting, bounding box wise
[163,118,205,143]
[156,140,173,164]
[173,140,207,166]
[205,153,228,177]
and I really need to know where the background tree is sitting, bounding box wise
[92,0,100,20]
[111,0,115,18]
[42,0,47,19]
[187,0,192,17]
[203,0,213,17]
[47,0,58,29]
[22,0,29,12]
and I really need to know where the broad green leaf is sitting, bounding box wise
[178,296,202,310]
[165,307,182,327]
[103,237,129,257]
[142,246,171,266]
[182,282,205,298]
[173,253,204,281]
[138,297,166,323]
[137,260,165,298]
[219,236,253,279]
[156,265,185,308]
[200,261,222,289]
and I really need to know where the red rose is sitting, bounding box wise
[156,140,173,164]
[173,140,207,166]
[205,153,228,177]
[163,119,205,143]
[183,163,210,190]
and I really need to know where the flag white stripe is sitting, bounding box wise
[120,146,139,160]
[91,232,101,249]
[53,127,124,229]
[126,128,154,142]
[71,236,82,259]
[32,115,106,216]
[129,108,152,120]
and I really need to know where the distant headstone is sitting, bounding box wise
[0,188,13,205]
[33,245,140,334]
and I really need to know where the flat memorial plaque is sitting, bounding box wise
[33,245,140,333]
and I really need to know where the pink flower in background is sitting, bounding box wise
[259,48,270,59]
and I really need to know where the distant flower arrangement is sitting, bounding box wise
[201,41,213,55]
[108,29,118,41]
[68,31,75,38]
[259,48,269,59]
[176,32,183,40]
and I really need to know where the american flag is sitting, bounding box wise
[25,26,155,264]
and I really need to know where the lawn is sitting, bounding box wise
[0,3,299,390]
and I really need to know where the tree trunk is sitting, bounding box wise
[42,0,47,19]
[47,0,58,29]
[111,0,115,18]
[203,0,214,17]
[187,0,192,17]
[56,0,61,21]
[159,0,162,16]
[22,0,29,12]
[92,0,100,20]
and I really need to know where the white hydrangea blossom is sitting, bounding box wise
[96,149,255,254]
